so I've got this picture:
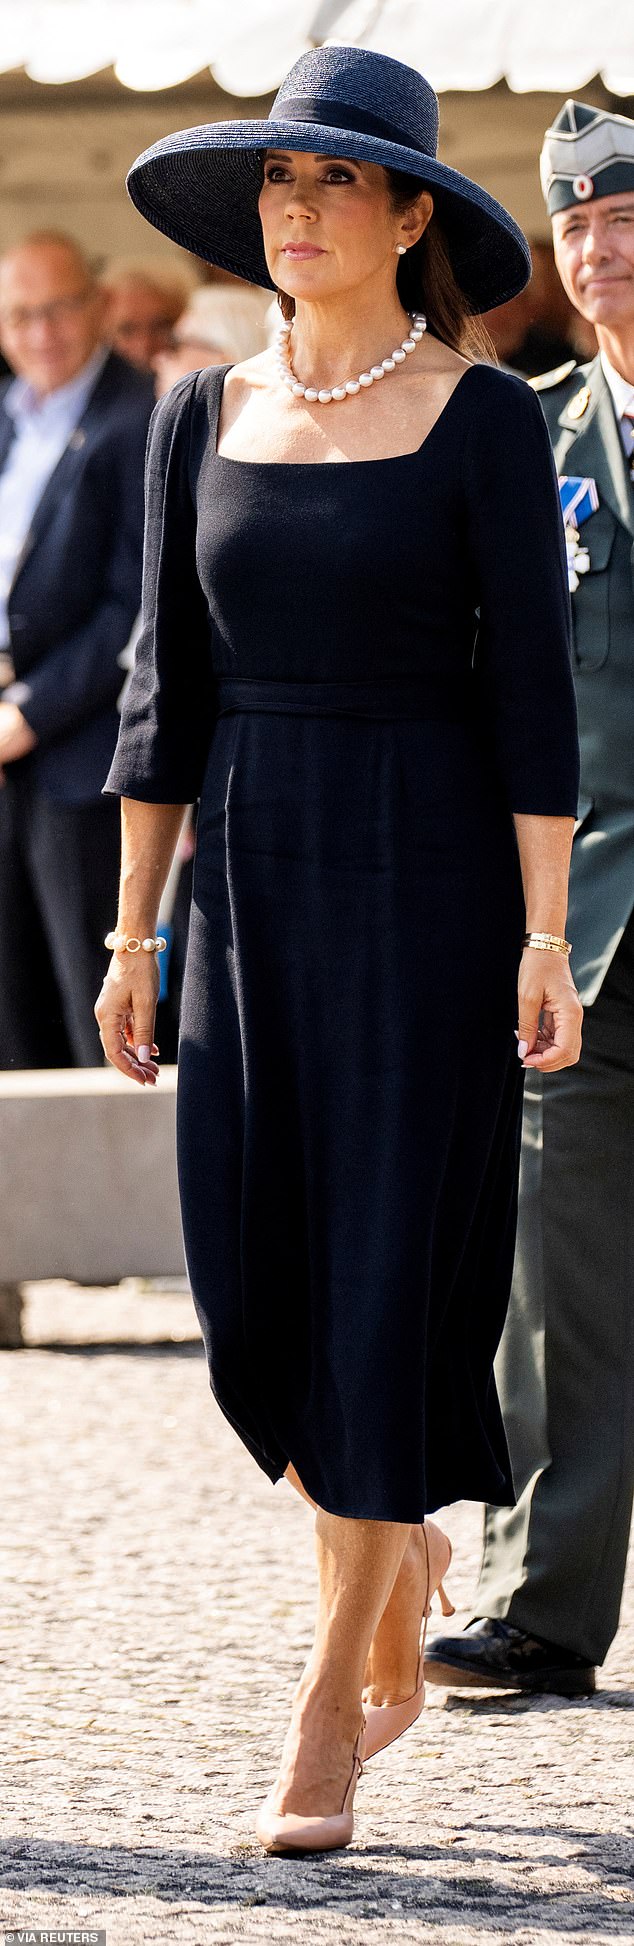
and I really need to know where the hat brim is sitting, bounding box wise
[127,119,531,315]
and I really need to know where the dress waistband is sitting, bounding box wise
[214,676,473,722]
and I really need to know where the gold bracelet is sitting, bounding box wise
[104,931,167,955]
[523,932,571,957]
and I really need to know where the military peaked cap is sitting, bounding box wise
[540,99,634,215]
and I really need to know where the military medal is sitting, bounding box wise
[558,476,599,591]
[564,527,590,592]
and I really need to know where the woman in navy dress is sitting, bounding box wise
[96,47,582,1854]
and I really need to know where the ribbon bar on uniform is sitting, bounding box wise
[558,475,599,527]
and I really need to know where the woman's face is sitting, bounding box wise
[258,149,431,301]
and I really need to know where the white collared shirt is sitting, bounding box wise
[0,344,108,649]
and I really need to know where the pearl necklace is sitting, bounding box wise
[274,310,427,404]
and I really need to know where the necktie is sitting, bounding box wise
[621,408,634,475]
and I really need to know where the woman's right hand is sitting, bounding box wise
[95,953,161,1085]
[516,946,582,1073]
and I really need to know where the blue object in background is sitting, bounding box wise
[158,921,172,1003]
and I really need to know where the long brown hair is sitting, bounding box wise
[275,163,497,364]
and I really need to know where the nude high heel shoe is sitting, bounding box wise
[362,1521,455,1762]
[255,1720,365,1856]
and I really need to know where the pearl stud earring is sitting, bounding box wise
[395,244,407,255]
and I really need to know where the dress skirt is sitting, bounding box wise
[177,683,526,1520]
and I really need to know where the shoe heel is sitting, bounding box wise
[424,1530,455,1618]
[438,1579,456,1618]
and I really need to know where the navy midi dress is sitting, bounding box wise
[106,359,580,1521]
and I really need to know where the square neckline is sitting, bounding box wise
[211,359,480,468]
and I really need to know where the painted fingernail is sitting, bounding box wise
[518,1040,529,1058]
[137,1044,151,1064]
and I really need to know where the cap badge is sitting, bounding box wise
[572,174,594,200]
[568,385,591,421]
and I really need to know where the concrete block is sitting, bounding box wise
[0,1067,186,1285]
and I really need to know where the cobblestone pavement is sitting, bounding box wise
[1,1280,632,1946]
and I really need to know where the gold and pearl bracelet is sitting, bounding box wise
[522,932,571,957]
[104,931,167,955]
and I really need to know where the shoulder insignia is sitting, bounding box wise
[567,384,592,420]
[529,359,577,392]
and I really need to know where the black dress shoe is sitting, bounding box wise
[424,1617,596,1696]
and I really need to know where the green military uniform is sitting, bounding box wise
[475,350,634,1662]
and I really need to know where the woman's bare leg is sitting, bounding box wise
[285,1461,315,1508]
[270,1503,411,1817]
[284,1462,432,1712]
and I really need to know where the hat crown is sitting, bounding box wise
[551,99,601,137]
[541,95,634,213]
[271,44,439,159]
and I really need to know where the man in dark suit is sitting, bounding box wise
[0,230,153,1066]
[426,101,634,1696]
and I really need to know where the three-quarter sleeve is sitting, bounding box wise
[463,366,580,817]
[104,374,215,803]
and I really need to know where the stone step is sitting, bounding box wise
[0,1066,185,1288]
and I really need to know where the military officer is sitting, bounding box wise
[427,99,634,1695]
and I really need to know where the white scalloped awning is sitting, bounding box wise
[1,0,633,97]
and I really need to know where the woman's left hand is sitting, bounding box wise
[517,948,583,1072]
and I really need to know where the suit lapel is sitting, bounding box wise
[11,352,118,583]
[26,428,90,559]
[0,397,16,474]
[556,355,634,540]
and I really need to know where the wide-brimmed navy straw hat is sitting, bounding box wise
[127,45,531,314]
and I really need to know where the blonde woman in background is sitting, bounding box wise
[153,282,272,396]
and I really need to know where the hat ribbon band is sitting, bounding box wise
[269,95,430,158]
